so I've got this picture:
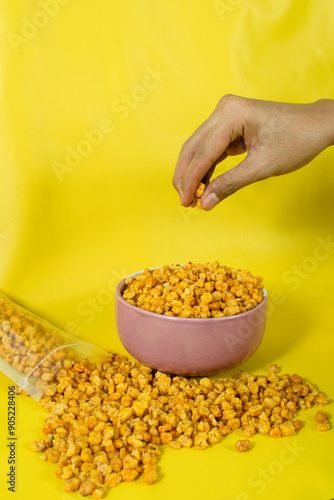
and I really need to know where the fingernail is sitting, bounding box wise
[202,192,219,210]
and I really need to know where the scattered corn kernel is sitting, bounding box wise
[316,422,330,432]
[235,439,251,452]
[315,410,329,423]
[25,354,329,497]
[0,293,329,498]
[315,410,330,431]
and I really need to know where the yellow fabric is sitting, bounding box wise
[0,1,334,499]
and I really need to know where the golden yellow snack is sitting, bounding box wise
[27,358,329,497]
[1,289,329,497]
[315,410,329,423]
[235,439,251,452]
[0,294,64,378]
[195,182,206,208]
[122,261,264,318]
[315,410,330,431]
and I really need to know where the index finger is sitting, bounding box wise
[180,116,239,206]
[172,107,222,201]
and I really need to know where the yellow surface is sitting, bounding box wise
[0,1,334,499]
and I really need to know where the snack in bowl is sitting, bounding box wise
[115,262,267,376]
[122,261,264,318]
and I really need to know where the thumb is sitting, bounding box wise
[201,155,266,210]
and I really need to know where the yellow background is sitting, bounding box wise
[0,1,334,499]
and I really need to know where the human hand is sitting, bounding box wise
[173,95,334,210]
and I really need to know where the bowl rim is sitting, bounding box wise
[116,267,267,322]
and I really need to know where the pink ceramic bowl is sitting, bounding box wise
[115,270,268,376]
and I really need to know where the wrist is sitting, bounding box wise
[315,99,334,147]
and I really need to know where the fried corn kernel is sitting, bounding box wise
[23,341,328,498]
[315,410,329,423]
[143,464,159,485]
[104,473,122,488]
[293,419,303,431]
[194,182,206,209]
[242,425,256,438]
[64,477,81,492]
[315,410,330,431]
[79,480,96,496]
[235,439,251,452]
[92,485,107,499]
[316,422,330,432]
[122,262,264,318]
[121,469,139,482]
[30,439,46,453]
[196,182,206,199]
[280,421,296,437]
[269,427,282,438]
